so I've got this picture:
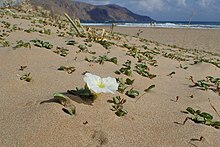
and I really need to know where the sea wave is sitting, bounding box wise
[82,22,220,29]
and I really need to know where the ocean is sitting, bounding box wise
[82,21,220,29]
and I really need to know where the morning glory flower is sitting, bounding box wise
[83,73,119,94]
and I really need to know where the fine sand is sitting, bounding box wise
[1,5,220,146]
[95,26,220,53]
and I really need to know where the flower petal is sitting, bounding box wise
[91,86,103,93]
[101,87,114,93]
[84,73,101,90]
[102,77,119,93]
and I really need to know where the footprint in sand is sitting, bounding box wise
[91,130,108,146]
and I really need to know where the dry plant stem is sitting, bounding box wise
[183,117,190,125]
[208,98,220,117]
[64,13,81,35]
[101,29,105,40]
[135,92,146,103]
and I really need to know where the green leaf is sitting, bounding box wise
[63,105,76,115]
[144,85,155,92]
[195,110,201,115]
[200,112,213,120]
[125,78,134,85]
[115,109,128,117]
[109,57,118,64]
[186,107,196,115]
[113,97,120,104]
[114,70,121,75]
[212,121,220,126]
[196,116,205,122]
[53,93,70,106]
[205,120,213,125]
[126,88,139,98]
[66,40,78,45]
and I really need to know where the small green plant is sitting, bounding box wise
[20,73,32,82]
[53,93,76,115]
[66,40,78,45]
[136,29,143,37]
[30,39,53,49]
[125,78,135,85]
[53,47,69,57]
[57,66,75,74]
[126,46,139,58]
[111,96,127,117]
[39,28,51,35]
[24,27,38,33]
[96,40,114,50]
[13,40,31,49]
[116,78,128,93]
[122,43,132,49]
[135,63,156,79]
[0,40,10,47]
[1,21,10,28]
[190,76,220,95]
[19,65,27,71]
[115,60,132,76]
[77,44,95,54]
[67,85,97,102]
[183,107,220,129]
[85,55,117,65]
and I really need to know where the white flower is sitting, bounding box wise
[83,73,119,94]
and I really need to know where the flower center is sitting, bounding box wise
[96,81,106,88]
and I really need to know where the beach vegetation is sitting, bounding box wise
[111,96,127,117]
[126,88,139,98]
[144,84,156,92]
[76,43,95,54]
[19,65,27,71]
[135,63,156,79]
[182,107,220,129]
[20,73,32,82]
[53,93,76,115]
[53,46,69,57]
[116,78,128,93]
[57,65,75,74]
[66,40,78,45]
[115,60,132,76]
[13,40,31,49]
[190,76,220,95]
[125,78,135,85]
[30,39,53,49]
[136,29,143,37]
[39,28,51,35]
[67,85,98,102]
[0,40,10,47]
[24,27,38,33]
[85,55,117,65]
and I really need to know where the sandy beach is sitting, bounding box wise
[95,26,220,53]
[1,4,220,146]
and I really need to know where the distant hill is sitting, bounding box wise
[29,0,155,22]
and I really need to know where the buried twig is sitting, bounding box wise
[171,96,179,102]
[208,98,220,117]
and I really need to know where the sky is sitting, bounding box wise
[74,0,220,21]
